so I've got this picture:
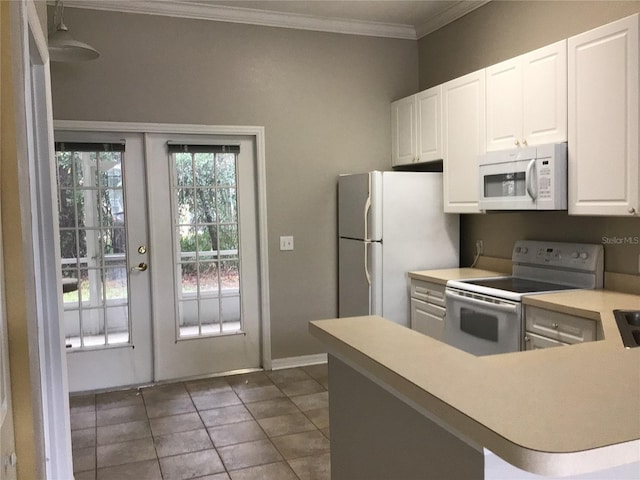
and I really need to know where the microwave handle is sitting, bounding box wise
[525,159,537,200]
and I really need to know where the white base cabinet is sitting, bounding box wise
[410,279,446,341]
[568,14,640,216]
[524,305,598,350]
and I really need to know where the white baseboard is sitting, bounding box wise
[270,353,327,371]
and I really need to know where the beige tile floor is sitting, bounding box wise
[70,365,330,480]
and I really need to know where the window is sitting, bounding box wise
[169,144,242,338]
[56,142,130,348]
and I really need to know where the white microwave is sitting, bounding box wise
[478,143,567,211]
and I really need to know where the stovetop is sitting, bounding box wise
[461,277,578,294]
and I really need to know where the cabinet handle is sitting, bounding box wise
[524,335,530,342]
[514,140,520,146]
[522,139,528,146]
[629,207,636,214]
[552,323,559,329]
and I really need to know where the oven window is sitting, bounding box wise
[484,172,525,198]
[460,308,498,342]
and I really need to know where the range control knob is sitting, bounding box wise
[580,252,589,260]
[521,247,528,254]
[571,251,579,259]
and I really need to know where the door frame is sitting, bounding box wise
[54,120,273,372]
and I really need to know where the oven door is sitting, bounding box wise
[444,288,522,356]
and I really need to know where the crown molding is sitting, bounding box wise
[61,0,419,39]
[416,0,490,38]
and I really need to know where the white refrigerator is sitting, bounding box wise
[338,171,459,327]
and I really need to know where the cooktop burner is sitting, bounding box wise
[461,277,577,294]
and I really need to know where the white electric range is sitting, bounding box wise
[444,240,604,356]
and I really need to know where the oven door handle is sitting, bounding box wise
[446,290,518,314]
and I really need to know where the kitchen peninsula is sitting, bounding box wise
[310,289,640,479]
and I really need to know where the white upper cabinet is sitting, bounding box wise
[442,69,486,213]
[391,95,417,167]
[486,40,567,151]
[416,86,442,164]
[391,86,442,167]
[568,14,639,216]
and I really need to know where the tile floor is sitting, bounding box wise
[70,365,330,480]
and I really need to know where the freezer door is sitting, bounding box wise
[338,172,382,241]
[338,238,382,318]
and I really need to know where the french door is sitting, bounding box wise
[55,128,263,391]
[145,134,261,381]
[55,131,153,392]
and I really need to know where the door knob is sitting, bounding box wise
[130,262,148,272]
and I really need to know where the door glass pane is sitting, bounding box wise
[55,146,131,350]
[171,150,241,339]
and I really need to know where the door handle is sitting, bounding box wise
[525,159,537,200]
[130,262,148,272]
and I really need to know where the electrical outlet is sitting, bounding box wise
[280,236,294,251]
[476,240,484,255]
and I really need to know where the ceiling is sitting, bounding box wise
[63,0,489,39]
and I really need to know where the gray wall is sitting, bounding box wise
[418,1,640,273]
[50,8,418,360]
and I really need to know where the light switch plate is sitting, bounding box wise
[280,236,294,251]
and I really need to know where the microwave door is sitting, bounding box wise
[479,158,536,210]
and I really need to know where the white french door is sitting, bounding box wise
[56,127,264,390]
[146,134,261,381]
[55,131,153,391]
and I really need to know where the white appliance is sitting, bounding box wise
[445,240,603,356]
[338,171,459,327]
[478,143,567,211]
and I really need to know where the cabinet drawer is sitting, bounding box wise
[524,332,567,350]
[410,279,446,307]
[411,298,445,341]
[525,306,597,344]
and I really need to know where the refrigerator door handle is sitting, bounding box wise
[364,242,372,287]
[363,174,372,240]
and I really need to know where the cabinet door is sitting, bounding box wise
[416,86,442,163]
[522,40,567,147]
[391,95,417,167]
[411,298,445,341]
[486,57,522,151]
[442,69,486,213]
[568,14,639,216]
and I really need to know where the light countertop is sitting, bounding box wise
[409,267,508,285]
[310,287,640,476]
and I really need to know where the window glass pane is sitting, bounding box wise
[221,295,241,330]
[200,297,221,333]
[180,263,198,294]
[56,152,75,188]
[102,188,125,228]
[199,262,219,294]
[104,267,128,303]
[178,300,199,337]
[215,153,236,187]
[62,269,80,307]
[58,189,77,228]
[106,306,129,345]
[64,310,81,348]
[81,308,106,346]
[194,153,215,186]
[60,230,78,261]
[98,152,122,188]
[195,189,217,224]
[174,153,193,186]
[220,260,240,290]
[176,188,195,224]
[82,269,104,305]
[216,188,237,223]
[219,224,239,252]
[178,226,196,260]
